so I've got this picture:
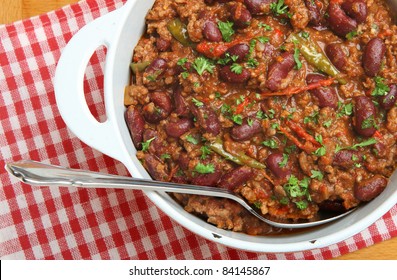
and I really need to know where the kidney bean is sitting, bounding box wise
[143,129,163,155]
[304,0,322,26]
[341,0,367,23]
[224,43,250,62]
[178,152,190,171]
[230,4,252,28]
[319,200,347,213]
[203,21,222,42]
[327,3,357,37]
[354,175,388,201]
[144,154,168,181]
[265,153,291,179]
[125,106,145,150]
[145,58,167,75]
[173,87,190,116]
[333,150,361,169]
[244,0,275,15]
[353,96,377,137]
[380,84,397,110]
[262,42,275,58]
[306,73,338,109]
[362,38,386,77]
[266,52,295,91]
[191,104,221,136]
[219,166,254,190]
[156,38,171,52]
[165,118,194,138]
[373,141,387,158]
[325,43,347,71]
[230,118,262,141]
[142,91,172,123]
[219,65,251,83]
[191,170,222,187]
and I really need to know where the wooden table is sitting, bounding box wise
[1,0,397,260]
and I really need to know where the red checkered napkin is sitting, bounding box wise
[1,0,396,260]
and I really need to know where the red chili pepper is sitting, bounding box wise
[377,29,393,39]
[196,37,251,59]
[286,120,321,147]
[373,130,383,139]
[260,77,336,97]
[274,28,283,36]
[235,98,250,114]
[196,41,229,59]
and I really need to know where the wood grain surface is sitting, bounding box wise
[1,0,396,260]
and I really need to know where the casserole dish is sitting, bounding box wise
[54,0,397,252]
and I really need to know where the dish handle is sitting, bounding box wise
[54,7,127,161]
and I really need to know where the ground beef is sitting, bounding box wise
[125,0,397,235]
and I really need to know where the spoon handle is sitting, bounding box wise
[5,160,237,199]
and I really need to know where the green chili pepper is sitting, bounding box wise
[167,18,191,47]
[290,33,346,84]
[209,138,267,169]
[130,61,150,74]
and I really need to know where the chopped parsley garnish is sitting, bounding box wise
[230,63,243,74]
[193,57,215,75]
[236,95,245,105]
[300,31,310,39]
[285,145,297,154]
[177,58,188,68]
[253,201,262,209]
[283,176,311,205]
[247,58,259,68]
[147,74,157,82]
[217,52,238,65]
[262,139,279,149]
[371,76,390,96]
[313,146,326,157]
[295,200,308,210]
[186,135,199,145]
[247,118,254,127]
[161,153,171,160]
[278,153,289,167]
[270,0,291,17]
[293,47,302,70]
[194,163,215,174]
[258,22,272,31]
[345,30,358,40]
[181,71,189,79]
[257,36,270,44]
[192,97,204,107]
[249,38,257,56]
[361,115,378,130]
[141,137,156,152]
[231,114,243,125]
[335,138,377,153]
[267,109,276,119]
[217,21,235,42]
[221,104,232,115]
[323,120,332,128]
[200,146,212,159]
[310,170,324,180]
[279,197,289,205]
[337,102,353,117]
[304,111,319,124]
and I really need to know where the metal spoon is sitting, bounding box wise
[5,160,355,229]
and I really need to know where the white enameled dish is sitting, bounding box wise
[54,0,397,252]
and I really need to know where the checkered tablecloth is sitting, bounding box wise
[1,0,396,260]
